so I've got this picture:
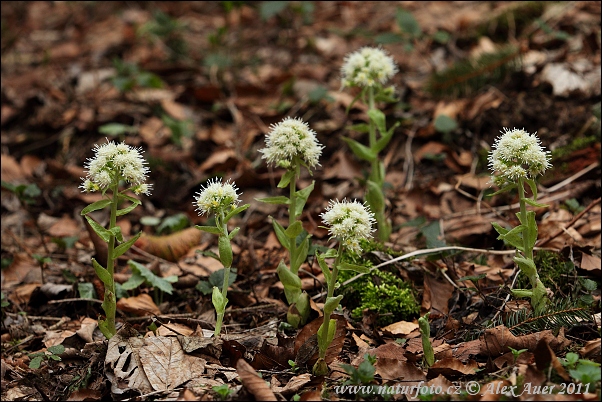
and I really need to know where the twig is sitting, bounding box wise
[537,197,601,247]
[312,246,521,301]
[48,298,103,304]
[540,161,599,194]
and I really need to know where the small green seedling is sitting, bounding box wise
[508,346,528,364]
[419,312,434,367]
[121,260,178,304]
[29,344,65,369]
[212,384,234,400]
[288,359,300,372]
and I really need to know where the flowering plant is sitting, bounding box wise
[194,178,249,337]
[80,139,152,339]
[258,117,324,328]
[313,199,374,375]
[489,127,552,312]
[340,46,400,241]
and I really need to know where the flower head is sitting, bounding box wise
[80,139,151,194]
[194,178,240,217]
[321,199,376,254]
[341,46,398,88]
[488,128,552,187]
[259,117,323,170]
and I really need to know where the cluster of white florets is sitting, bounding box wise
[80,139,152,195]
[194,178,240,217]
[260,117,324,170]
[341,46,398,88]
[321,199,376,254]
[488,128,552,186]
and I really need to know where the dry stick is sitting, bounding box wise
[312,246,520,301]
[537,197,601,247]
[540,161,599,194]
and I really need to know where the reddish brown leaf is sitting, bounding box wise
[294,314,346,367]
[133,228,202,262]
[236,359,277,401]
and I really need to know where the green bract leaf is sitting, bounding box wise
[113,232,142,258]
[337,262,370,274]
[291,237,310,274]
[285,221,303,239]
[92,259,112,287]
[109,226,124,243]
[228,227,240,240]
[277,260,302,304]
[525,178,538,200]
[323,295,343,316]
[85,216,111,243]
[116,199,140,216]
[374,122,399,153]
[271,218,289,250]
[212,286,228,312]
[490,183,517,196]
[195,225,223,235]
[81,199,112,215]
[255,196,290,205]
[341,137,376,162]
[218,235,233,268]
[278,170,295,189]
[366,180,385,213]
[347,123,370,133]
[316,251,332,284]
[294,181,315,217]
[224,204,250,222]
[367,109,387,136]
[523,198,548,208]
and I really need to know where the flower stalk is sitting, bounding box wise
[488,127,552,313]
[340,46,400,241]
[194,178,249,338]
[80,139,153,339]
[312,199,375,375]
[257,117,324,328]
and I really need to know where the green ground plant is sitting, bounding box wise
[28,344,65,369]
[194,178,249,337]
[257,117,324,328]
[488,127,552,313]
[80,139,153,339]
[312,199,375,375]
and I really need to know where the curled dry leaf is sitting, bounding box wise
[480,326,571,357]
[236,358,277,401]
[116,293,161,316]
[294,314,346,367]
[133,228,202,262]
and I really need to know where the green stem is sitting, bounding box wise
[518,178,533,261]
[289,168,299,275]
[367,87,380,185]
[318,243,343,360]
[105,181,119,338]
[215,209,230,337]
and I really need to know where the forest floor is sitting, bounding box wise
[1,1,601,401]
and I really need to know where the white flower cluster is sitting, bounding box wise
[341,46,398,88]
[321,199,375,254]
[80,139,152,195]
[194,178,240,217]
[488,128,552,186]
[260,117,324,169]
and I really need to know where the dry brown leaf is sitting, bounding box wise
[106,331,206,395]
[133,228,202,262]
[381,320,419,336]
[480,326,571,357]
[198,148,237,172]
[428,357,480,378]
[579,339,601,362]
[580,253,601,274]
[272,373,312,395]
[422,273,454,317]
[116,294,161,316]
[375,358,424,381]
[1,154,25,183]
[46,214,80,238]
[2,253,40,288]
[534,338,570,381]
[236,359,277,401]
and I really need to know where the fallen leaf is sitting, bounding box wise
[375,358,424,381]
[133,228,202,262]
[381,320,419,336]
[480,326,571,357]
[294,314,346,367]
[116,294,161,316]
[272,373,312,395]
[534,338,570,381]
[106,331,206,394]
[428,357,480,378]
[236,359,277,401]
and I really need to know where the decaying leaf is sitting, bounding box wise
[294,314,346,367]
[480,325,571,357]
[105,329,206,395]
[133,228,202,262]
[116,293,161,316]
[236,359,277,401]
